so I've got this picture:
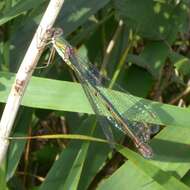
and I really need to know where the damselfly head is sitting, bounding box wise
[53,28,63,37]
[46,28,63,39]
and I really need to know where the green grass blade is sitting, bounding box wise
[98,144,190,190]
[61,142,90,190]
[1,71,190,128]
[0,0,44,26]
[39,119,97,190]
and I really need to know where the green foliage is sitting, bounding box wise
[0,0,190,189]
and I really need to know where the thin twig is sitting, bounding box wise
[109,29,133,88]
[169,86,190,104]
[100,20,124,73]
[0,0,65,165]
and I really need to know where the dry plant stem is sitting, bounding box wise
[16,171,45,182]
[0,0,65,165]
[23,127,32,185]
[169,86,190,104]
[101,20,123,73]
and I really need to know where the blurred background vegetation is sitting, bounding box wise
[0,0,190,189]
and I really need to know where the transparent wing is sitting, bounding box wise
[76,54,159,129]
[70,54,155,143]
[70,57,116,145]
[69,54,154,157]
[79,82,116,146]
[53,36,157,157]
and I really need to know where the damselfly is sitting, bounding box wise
[45,28,159,158]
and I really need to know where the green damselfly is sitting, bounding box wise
[45,28,159,158]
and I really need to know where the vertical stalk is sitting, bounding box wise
[0,0,65,165]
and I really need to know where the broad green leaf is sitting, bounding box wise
[151,126,190,177]
[114,0,189,41]
[123,66,154,97]
[39,118,96,190]
[169,51,190,76]
[1,71,190,128]
[11,126,190,190]
[6,108,33,181]
[0,0,45,26]
[182,170,190,187]
[140,41,170,78]
[39,135,84,190]
[57,0,111,36]
[77,122,112,190]
[98,143,190,190]
[61,141,90,190]
[7,126,190,190]
[0,160,8,190]
[97,125,190,190]
[98,161,164,190]
[2,70,190,189]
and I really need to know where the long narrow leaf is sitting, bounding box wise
[1,72,190,128]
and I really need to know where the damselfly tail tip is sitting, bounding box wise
[137,143,154,159]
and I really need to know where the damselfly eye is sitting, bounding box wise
[45,28,55,39]
[46,28,52,34]
[54,28,63,37]
[45,28,63,39]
